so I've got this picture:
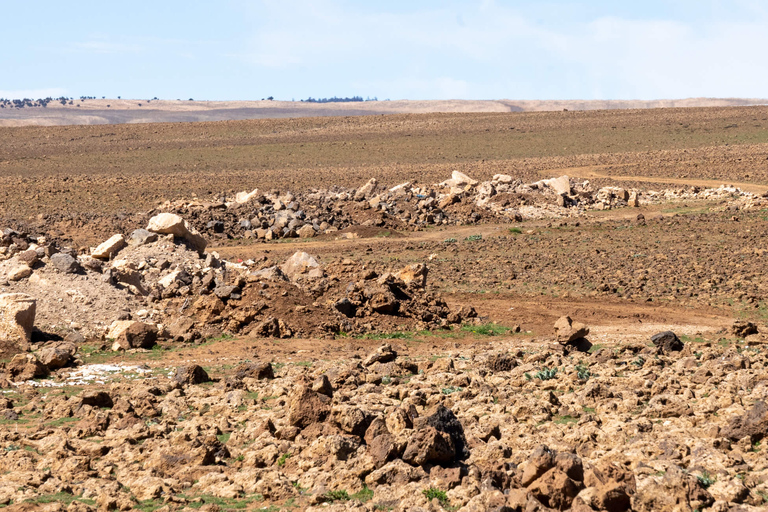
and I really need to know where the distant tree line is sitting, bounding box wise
[0,96,160,109]
[301,96,377,103]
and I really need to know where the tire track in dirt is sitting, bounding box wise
[540,164,768,194]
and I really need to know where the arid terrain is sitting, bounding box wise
[1,106,768,512]
[1,98,767,127]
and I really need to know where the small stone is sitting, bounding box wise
[128,229,158,246]
[174,365,210,385]
[50,253,81,273]
[7,266,32,281]
[91,234,126,259]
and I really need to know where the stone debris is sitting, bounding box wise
[0,334,765,510]
[140,172,768,242]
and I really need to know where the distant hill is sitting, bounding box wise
[1,97,766,126]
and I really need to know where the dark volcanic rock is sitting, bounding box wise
[651,331,684,353]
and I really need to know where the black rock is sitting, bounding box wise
[207,220,225,233]
[414,404,469,461]
[334,298,357,318]
[651,331,684,353]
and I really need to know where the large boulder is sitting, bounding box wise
[174,365,210,385]
[38,344,76,370]
[296,224,316,239]
[395,263,428,288]
[354,178,379,201]
[288,385,331,428]
[413,404,469,461]
[146,213,207,255]
[91,234,126,259]
[7,353,49,381]
[543,175,572,196]
[650,331,684,353]
[281,251,323,281]
[554,316,590,344]
[7,266,32,281]
[0,293,36,350]
[113,322,158,351]
[235,188,260,204]
[723,401,768,443]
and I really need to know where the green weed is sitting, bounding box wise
[526,367,558,381]
[697,471,716,489]
[350,485,374,503]
[323,490,350,503]
[422,488,451,508]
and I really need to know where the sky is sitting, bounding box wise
[2,0,767,101]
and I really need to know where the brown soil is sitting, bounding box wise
[1,106,768,511]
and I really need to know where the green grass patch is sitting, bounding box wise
[183,494,263,510]
[350,485,374,503]
[205,333,235,342]
[217,433,231,444]
[134,499,164,512]
[554,415,579,425]
[277,452,292,466]
[45,416,79,428]
[460,323,510,336]
[509,227,523,234]
[323,490,350,503]
[27,493,96,507]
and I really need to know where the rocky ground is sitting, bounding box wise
[1,323,767,512]
[2,107,768,511]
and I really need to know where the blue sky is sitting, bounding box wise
[2,0,767,101]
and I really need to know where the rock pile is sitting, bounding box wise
[0,214,477,359]
[147,172,768,244]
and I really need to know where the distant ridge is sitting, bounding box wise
[1,97,766,127]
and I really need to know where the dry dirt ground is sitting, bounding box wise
[1,107,768,511]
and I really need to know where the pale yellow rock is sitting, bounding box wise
[91,234,126,259]
[8,266,32,281]
[146,213,206,254]
[0,293,36,349]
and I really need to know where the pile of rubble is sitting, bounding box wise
[157,172,768,241]
[0,213,477,364]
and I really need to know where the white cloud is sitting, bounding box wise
[235,1,768,99]
[0,88,68,100]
